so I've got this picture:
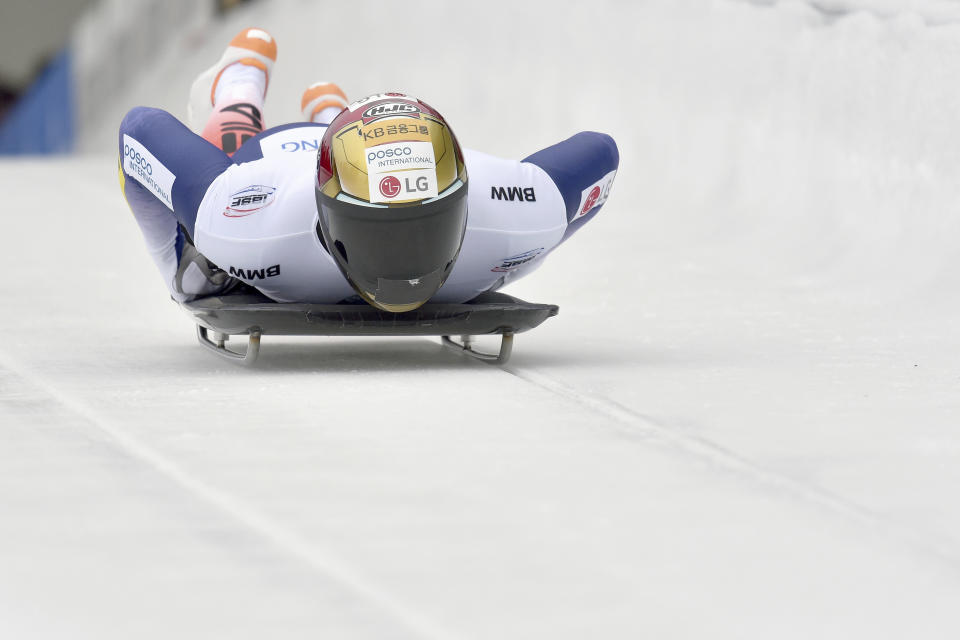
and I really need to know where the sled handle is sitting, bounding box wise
[196,325,261,364]
[441,332,513,365]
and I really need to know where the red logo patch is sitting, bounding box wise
[581,186,601,214]
[379,175,401,198]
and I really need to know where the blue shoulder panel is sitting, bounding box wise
[232,122,328,163]
[522,131,619,223]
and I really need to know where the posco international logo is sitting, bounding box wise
[367,146,412,163]
[123,144,152,175]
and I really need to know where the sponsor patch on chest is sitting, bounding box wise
[492,248,544,272]
[228,264,281,280]
[224,185,277,217]
[491,186,536,202]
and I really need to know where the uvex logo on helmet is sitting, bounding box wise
[361,101,421,124]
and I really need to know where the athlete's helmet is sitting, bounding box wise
[315,93,468,312]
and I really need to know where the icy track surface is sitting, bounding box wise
[3,1,960,638]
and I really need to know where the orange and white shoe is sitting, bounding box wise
[187,27,278,132]
[300,82,348,124]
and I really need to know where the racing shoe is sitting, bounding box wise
[187,27,278,133]
[301,82,348,125]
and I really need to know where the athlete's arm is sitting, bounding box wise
[522,131,619,242]
[500,130,620,285]
[437,131,618,301]
[117,107,238,301]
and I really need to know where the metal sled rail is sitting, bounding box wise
[182,291,557,365]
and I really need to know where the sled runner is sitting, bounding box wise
[181,290,558,365]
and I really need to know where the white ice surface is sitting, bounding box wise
[3,0,960,638]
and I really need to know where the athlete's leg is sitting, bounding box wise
[200,64,267,154]
[300,81,348,124]
[188,28,277,155]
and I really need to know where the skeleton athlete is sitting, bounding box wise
[118,28,619,312]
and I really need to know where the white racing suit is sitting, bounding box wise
[118,108,619,304]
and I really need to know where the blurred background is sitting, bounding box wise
[0,0,93,126]
[0,0,243,153]
[2,1,960,638]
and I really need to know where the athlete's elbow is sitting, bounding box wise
[119,107,176,143]
[576,131,619,173]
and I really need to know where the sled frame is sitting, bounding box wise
[183,290,556,366]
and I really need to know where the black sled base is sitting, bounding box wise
[181,290,558,365]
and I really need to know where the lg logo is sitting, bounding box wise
[379,175,401,198]
[581,186,601,214]
[378,175,431,199]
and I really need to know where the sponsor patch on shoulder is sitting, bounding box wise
[224,185,277,217]
[572,169,616,222]
[492,247,545,272]
[122,134,176,211]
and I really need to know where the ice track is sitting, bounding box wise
[3,1,960,638]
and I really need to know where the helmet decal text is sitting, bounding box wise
[366,140,439,203]
[361,101,421,124]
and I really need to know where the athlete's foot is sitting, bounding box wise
[300,82,348,125]
[188,28,277,153]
